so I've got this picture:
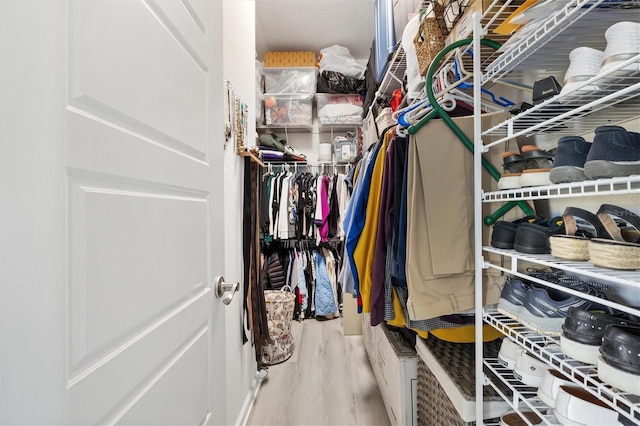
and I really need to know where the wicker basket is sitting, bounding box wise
[416,337,506,425]
[413,7,446,77]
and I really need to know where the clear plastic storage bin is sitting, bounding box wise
[264,67,317,94]
[333,136,358,163]
[264,94,313,126]
[316,94,364,125]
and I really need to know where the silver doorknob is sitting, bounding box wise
[214,276,239,305]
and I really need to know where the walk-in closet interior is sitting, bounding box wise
[1,1,638,425]
[248,1,640,425]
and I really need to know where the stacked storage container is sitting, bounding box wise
[263,52,317,126]
[316,93,364,126]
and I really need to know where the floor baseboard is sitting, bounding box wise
[235,371,265,426]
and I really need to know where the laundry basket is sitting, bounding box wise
[261,287,296,365]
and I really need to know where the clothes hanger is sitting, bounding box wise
[407,37,534,222]
[453,49,516,108]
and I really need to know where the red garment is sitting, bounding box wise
[391,89,403,112]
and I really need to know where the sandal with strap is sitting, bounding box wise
[550,207,611,261]
[588,204,640,270]
[519,145,554,188]
[497,151,525,190]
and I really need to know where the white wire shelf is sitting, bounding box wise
[256,124,313,133]
[483,175,640,202]
[378,47,406,99]
[484,359,559,425]
[481,0,639,83]
[484,310,640,425]
[482,57,640,145]
[483,245,640,291]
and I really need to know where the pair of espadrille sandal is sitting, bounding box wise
[550,204,640,270]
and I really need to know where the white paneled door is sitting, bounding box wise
[0,1,226,424]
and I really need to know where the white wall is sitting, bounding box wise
[222,1,260,425]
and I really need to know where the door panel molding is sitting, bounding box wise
[69,0,209,156]
[68,175,208,370]
[69,292,211,425]
[179,0,206,36]
[101,325,210,426]
[67,101,208,163]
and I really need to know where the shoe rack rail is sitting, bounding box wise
[483,175,640,202]
[477,0,640,146]
[484,359,557,425]
[484,310,640,425]
[482,0,636,81]
[482,59,640,147]
[470,0,640,422]
[483,247,640,311]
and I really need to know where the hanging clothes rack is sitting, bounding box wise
[407,37,533,223]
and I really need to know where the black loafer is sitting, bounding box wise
[513,217,565,254]
[598,324,640,395]
[560,307,640,365]
[490,215,542,249]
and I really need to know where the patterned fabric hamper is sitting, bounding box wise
[417,337,506,426]
[261,289,296,365]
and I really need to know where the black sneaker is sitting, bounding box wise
[560,307,640,365]
[598,324,640,396]
[584,125,640,179]
[549,136,592,184]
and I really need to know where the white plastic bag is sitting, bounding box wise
[318,45,366,80]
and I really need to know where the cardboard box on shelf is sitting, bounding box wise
[445,0,494,46]
[264,51,317,68]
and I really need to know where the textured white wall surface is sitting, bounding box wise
[223,1,260,425]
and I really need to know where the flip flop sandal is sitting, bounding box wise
[588,204,640,270]
[550,207,611,261]
[497,151,525,190]
[520,145,554,187]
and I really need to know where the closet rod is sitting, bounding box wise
[262,161,352,166]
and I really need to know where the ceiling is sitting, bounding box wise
[255,0,376,61]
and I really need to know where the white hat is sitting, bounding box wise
[560,47,605,95]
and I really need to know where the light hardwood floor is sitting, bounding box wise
[247,318,391,426]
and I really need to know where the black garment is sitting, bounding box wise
[260,172,270,240]
[304,256,314,318]
[392,136,408,255]
[362,40,380,119]
[304,174,316,239]
[262,251,287,289]
[328,175,339,238]
[294,172,308,241]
